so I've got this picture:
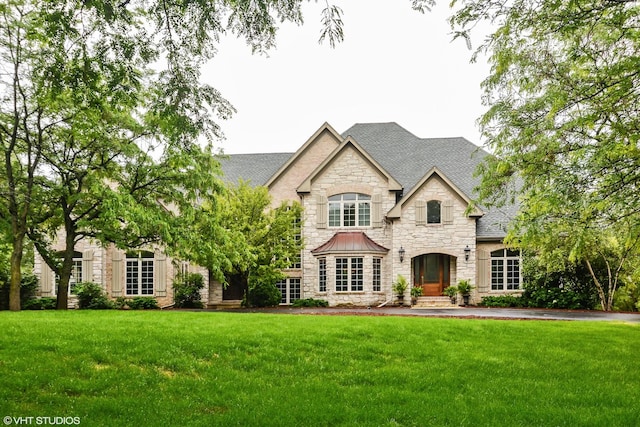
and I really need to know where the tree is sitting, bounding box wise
[450,0,640,310]
[1,0,430,310]
[186,181,303,301]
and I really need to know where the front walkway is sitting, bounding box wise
[221,306,640,323]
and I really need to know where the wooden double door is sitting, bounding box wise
[413,254,450,296]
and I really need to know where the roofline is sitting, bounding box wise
[387,167,484,218]
[297,136,403,193]
[265,122,343,188]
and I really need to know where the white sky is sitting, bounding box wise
[204,1,490,155]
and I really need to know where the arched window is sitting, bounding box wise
[491,249,521,290]
[427,200,441,224]
[126,251,154,295]
[328,193,371,227]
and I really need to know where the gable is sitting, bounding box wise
[297,137,402,194]
[266,123,343,206]
[387,167,483,219]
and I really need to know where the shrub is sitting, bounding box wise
[173,273,205,308]
[127,297,159,310]
[613,283,640,312]
[75,282,114,309]
[0,272,39,310]
[114,296,128,309]
[22,297,57,310]
[479,295,524,308]
[291,298,328,308]
[520,256,598,310]
[247,282,281,307]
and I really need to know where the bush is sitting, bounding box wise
[247,282,281,307]
[479,295,524,308]
[127,297,159,310]
[173,273,205,308]
[75,282,114,309]
[0,272,41,310]
[520,256,598,310]
[613,283,640,312]
[23,297,57,310]
[291,298,328,308]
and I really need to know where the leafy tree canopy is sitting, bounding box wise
[450,0,640,310]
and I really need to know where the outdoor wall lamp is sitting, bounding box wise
[399,246,405,263]
[464,245,471,262]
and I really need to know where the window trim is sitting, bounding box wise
[276,277,301,304]
[373,257,381,292]
[125,250,155,296]
[318,258,327,293]
[328,193,371,228]
[490,249,522,291]
[335,257,364,292]
[427,200,442,224]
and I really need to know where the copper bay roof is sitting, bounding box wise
[311,232,389,255]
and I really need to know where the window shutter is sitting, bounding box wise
[156,254,167,297]
[415,201,426,226]
[477,249,489,292]
[443,199,454,224]
[40,264,53,296]
[112,250,123,296]
[317,195,327,229]
[82,250,94,283]
[372,194,383,228]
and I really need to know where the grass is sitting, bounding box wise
[0,311,638,426]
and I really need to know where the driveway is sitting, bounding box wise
[228,306,640,323]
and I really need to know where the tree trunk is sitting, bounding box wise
[9,238,23,311]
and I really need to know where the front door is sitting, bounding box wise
[413,254,450,296]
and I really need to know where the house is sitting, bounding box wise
[34,121,521,307]
[209,121,521,307]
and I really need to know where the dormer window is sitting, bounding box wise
[427,200,441,224]
[328,193,371,227]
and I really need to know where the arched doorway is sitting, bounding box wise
[412,253,451,296]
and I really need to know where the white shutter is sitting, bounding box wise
[477,249,490,293]
[415,201,426,226]
[443,199,454,224]
[317,195,327,229]
[40,264,54,296]
[372,194,383,228]
[156,254,167,297]
[112,250,124,296]
[82,250,94,283]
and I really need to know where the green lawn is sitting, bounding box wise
[0,311,638,426]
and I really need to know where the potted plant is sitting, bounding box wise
[410,286,423,305]
[443,285,458,304]
[392,275,408,305]
[457,279,474,306]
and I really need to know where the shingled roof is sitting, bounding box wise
[219,122,515,239]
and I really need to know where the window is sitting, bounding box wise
[276,278,301,304]
[126,251,154,295]
[427,200,441,224]
[318,258,327,292]
[373,258,381,292]
[491,249,521,291]
[328,193,371,227]
[335,257,363,292]
[290,214,302,268]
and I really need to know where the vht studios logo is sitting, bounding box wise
[3,417,80,425]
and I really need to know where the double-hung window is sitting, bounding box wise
[491,249,521,291]
[276,278,301,304]
[126,251,154,295]
[328,193,371,227]
[335,257,363,292]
